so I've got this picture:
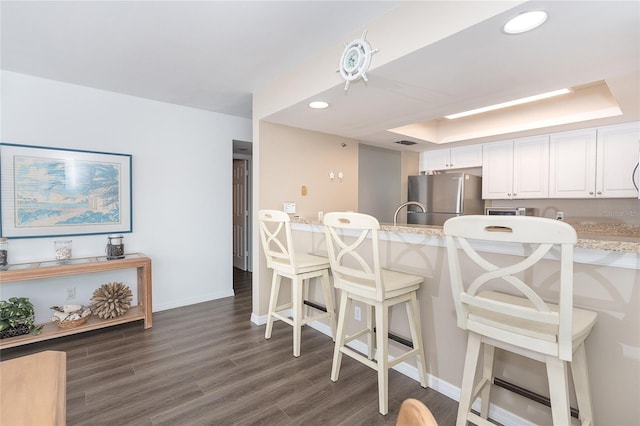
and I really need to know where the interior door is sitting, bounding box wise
[232,159,247,270]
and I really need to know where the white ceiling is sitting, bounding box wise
[2,1,639,152]
[0,0,399,118]
[265,0,640,150]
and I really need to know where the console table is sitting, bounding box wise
[0,253,152,349]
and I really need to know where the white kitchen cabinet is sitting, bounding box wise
[481,140,512,199]
[595,122,640,198]
[420,145,482,171]
[549,123,639,198]
[421,148,449,171]
[482,136,549,199]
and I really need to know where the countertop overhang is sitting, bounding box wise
[291,217,639,270]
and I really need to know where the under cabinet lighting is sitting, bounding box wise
[444,88,571,120]
[503,10,548,34]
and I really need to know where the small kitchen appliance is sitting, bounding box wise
[485,207,538,216]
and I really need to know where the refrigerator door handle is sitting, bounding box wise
[456,177,464,213]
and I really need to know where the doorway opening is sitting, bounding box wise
[233,140,252,272]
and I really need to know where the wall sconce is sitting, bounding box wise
[329,171,344,182]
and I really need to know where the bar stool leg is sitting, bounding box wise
[406,293,428,388]
[480,344,495,419]
[375,302,390,415]
[320,269,337,340]
[331,292,350,382]
[367,305,375,360]
[457,333,482,426]
[546,356,571,425]
[292,276,303,357]
[571,343,594,424]
[265,272,281,339]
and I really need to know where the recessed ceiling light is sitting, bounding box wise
[503,10,548,34]
[445,88,571,120]
[309,101,329,109]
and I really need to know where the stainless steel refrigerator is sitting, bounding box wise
[407,173,483,226]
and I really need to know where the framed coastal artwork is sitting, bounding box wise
[0,143,132,238]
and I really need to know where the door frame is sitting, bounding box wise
[233,140,252,271]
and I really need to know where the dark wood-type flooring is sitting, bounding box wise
[1,269,459,425]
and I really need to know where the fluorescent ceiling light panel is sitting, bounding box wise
[503,11,548,34]
[444,88,571,120]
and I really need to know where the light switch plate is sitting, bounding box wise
[283,202,296,214]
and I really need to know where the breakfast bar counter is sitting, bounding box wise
[289,217,639,425]
[292,217,639,259]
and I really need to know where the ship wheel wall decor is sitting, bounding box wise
[338,30,379,90]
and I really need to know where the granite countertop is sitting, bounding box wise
[293,217,639,254]
[566,220,639,253]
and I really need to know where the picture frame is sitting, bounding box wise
[0,143,132,238]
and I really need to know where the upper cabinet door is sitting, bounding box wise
[549,124,639,198]
[512,135,549,199]
[422,148,450,171]
[595,122,640,198]
[549,129,597,198]
[420,145,482,172]
[482,137,548,199]
[450,145,483,169]
[482,140,513,199]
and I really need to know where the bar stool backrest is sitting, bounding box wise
[323,212,385,301]
[258,209,296,274]
[443,215,577,361]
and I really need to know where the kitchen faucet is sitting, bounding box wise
[393,201,426,226]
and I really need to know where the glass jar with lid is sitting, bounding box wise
[54,240,72,263]
[106,235,125,260]
[0,238,8,270]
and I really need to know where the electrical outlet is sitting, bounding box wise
[556,211,564,220]
[354,306,361,321]
[66,287,76,301]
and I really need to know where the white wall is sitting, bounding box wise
[0,71,252,322]
[252,121,359,318]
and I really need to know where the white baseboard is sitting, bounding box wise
[154,289,235,312]
[254,314,535,426]
[251,311,267,326]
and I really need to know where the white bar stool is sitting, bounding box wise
[258,209,337,357]
[323,211,428,415]
[444,215,597,426]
